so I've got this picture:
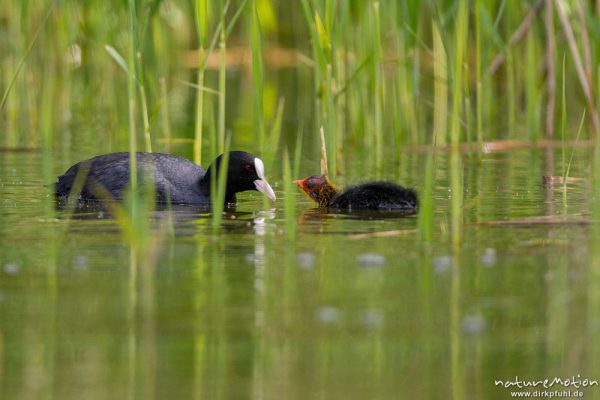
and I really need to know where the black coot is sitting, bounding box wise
[294,175,417,212]
[55,151,276,205]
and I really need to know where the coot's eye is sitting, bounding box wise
[244,164,254,172]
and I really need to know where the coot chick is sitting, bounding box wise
[55,151,276,205]
[294,175,418,212]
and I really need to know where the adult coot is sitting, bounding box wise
[294,175,417,212]
[55,151,276,205]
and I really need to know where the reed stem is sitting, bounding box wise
[218,0,227,154]
[127,0,138,193]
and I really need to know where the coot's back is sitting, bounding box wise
[55,152,208,203]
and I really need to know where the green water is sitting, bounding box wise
[1,148,598,399]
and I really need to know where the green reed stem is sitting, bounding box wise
[211,136,231,233]
[449,0,468,252]
[250,0,265,153]
[128,245,138,400]
[432,21,447,146]
[262,97,285,208]
[293,126,304,178]
[127,0,138,195]
[137,52,152,152]
[267,97,285,167]
[373,1,383,174]
[526,35,538,141]
[507,53,516,137]
[193,0,245,164]
[193,0,207,165]
[1,2,54,111]
[300,0,335,174]
[475,0,483,148]
[218,0,227,154]
[451,0,468,147]
[159,77,172,153]
[464,64,472,155]
[194,70,205,164]
[396,31,418,146]
[299,0,327,72]
[283,149,296,241]
[418,152,434,243]
[325,64,336,176]
[450,255,464,400]
[450,151,463,252]
[207,100,217,166]
[563,110,585,212]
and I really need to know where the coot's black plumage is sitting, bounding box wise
[294,175,418,212]
[55,151,276,205]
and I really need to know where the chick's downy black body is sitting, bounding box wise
[332,181,418,211]
[55,151,276,205]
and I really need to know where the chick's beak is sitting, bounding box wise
[254,179,276,201]
[293,179,307,189]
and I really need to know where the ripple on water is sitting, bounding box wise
[296,252,316,269]
[357,253,385,268]
[3,263,20,275]
[359,309,384,328]
[73,255,89,270]
[480,248,497,267]
[433,255,452,273]
[461,315,486,335]
[315,306,341,324]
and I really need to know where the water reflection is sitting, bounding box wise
[54,201,268,236]
[298,207,419,221]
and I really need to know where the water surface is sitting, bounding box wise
[1,147,598,399]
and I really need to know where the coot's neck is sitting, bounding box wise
[198,169,237,205]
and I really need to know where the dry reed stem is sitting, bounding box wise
[477,214,588,226]
[348,229,417,240]
[555,0,600,135]
[401,138,594,154]
[575,1,593,87]
[488,0,544,76]
[320,126,329,177]
[183,47,312,70]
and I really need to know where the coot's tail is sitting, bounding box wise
[54,162,98,201]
